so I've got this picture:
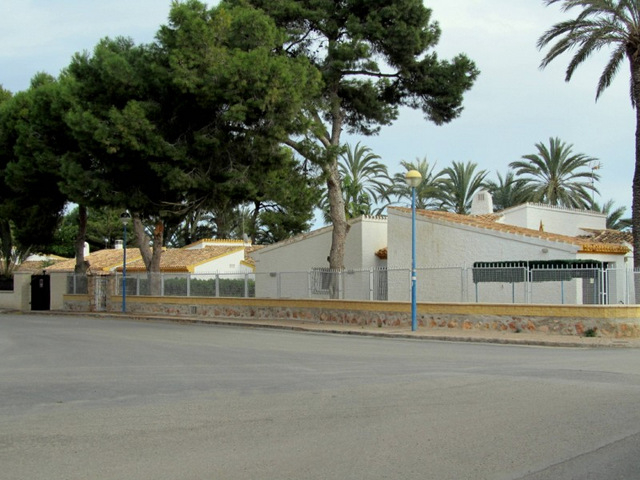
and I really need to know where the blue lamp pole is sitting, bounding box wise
[405,170,422,331]
[120,212,131,313]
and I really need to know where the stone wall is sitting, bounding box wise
[61,294,640,338]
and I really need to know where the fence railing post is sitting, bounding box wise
[278,272,282,299]
[372,269,375,301]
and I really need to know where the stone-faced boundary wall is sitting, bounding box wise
[61,294,640,338]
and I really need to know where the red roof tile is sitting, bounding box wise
[390,207,630,255]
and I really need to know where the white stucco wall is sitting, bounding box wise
[345,216,388,270]
[185,239,247,250]
[499,203,606,236]
[252,216,387,298]
[0,273,31,311]
[49,272,68,310]
[193,249,250,276]
[385,208,611,304]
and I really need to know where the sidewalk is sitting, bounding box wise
[3,308,640,348]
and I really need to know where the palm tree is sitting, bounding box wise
[485,169,536,211]
[593,199,631,231]
[439,161,489,214]
[391,157,445,210]
[509,137,598,208]
[320,142,391,222]
[537,0,640,264]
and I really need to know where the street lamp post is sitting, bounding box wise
[405,170,423,332]
[120,212,131,313]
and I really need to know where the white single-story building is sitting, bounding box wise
[123,238,256,278]
[251,192,633,304]
[387,192,632,304]
[31,239,258,306]
[251,215,388,299]
[43,238,256,277]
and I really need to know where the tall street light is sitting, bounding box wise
[120,211,131,313]
[405,170,422,331]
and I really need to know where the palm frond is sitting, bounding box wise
[509,137,599,208]
[538,0,640,103]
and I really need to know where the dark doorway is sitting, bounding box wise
[31,275,50,311]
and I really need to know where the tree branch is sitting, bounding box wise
[340,69,400,78]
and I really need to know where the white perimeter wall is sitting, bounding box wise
[0,273,31,310]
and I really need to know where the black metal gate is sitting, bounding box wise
[31,275,50,311]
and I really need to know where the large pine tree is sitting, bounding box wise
[224,0,479,289]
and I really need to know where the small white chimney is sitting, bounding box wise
[470,190,494,215]
[114,240,124,250]
[83,241,90,257]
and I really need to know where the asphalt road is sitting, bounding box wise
[1,313,640,479]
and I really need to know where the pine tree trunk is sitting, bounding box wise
[0,219,13,278]
[326,159,349,268]
[325,83,350,298]
[74,205,88,275]
[133,216,164,296]
[251,201,261,244]
[326,161,349,299]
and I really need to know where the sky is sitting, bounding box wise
[0,0,635,216]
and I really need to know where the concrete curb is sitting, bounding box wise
[172,318,636,348]
[3,309,637,348]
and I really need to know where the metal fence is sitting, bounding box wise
[65,266,640,305]
[113,272,255,298]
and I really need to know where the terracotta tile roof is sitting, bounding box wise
[579,228,632,245]
[45,248,142,274]
[391,207,630,255]
[15,258,69,273]
[121,245,247,273]
[39,242,259,275]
